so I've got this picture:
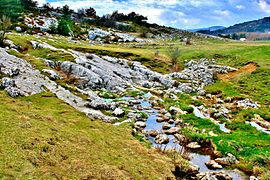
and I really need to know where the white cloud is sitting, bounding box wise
[258,0,270,13]
[236,5,245,10]
[214,10,231,17]
[36,0,47,6]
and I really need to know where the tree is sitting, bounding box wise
[167,48,181,72]
[41,3,53,14]
[77,8,86,19]
[21,0,38,11]
[0,15,11,47]
[57,16,73,36]
[62,5,73,16]
[0,0,22,20]
[85,7,96,18]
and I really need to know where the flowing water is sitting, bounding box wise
[250,122,270,134]
[112,93,248,179]
[193,106,231,133]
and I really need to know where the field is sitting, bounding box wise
[2,33,270,178]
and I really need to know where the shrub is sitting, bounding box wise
[167,47,181,72]
[0,15,11,47]
[57,17,73,36]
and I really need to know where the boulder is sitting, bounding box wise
[215,153,238,166]
[174,134,186,143]
[134,121,146,129]
[205,160,223,169]
[187,142,201,149]
[15,26,22,32]
[42,69,60,80]
[197,171,232,180]
[165,127,180,135]
[155,134,169,144]
[112,108,125,117]
[169,106,186,115]
[149,130,158,137]
[162,122,171,130]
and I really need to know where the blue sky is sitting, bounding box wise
[37,0,270,29]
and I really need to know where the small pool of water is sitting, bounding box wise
[193,106,231,133]
[250,122,270,134]
[219,123,231,133]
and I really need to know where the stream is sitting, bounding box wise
[112,92,248,179]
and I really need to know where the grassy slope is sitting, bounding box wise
[0,91,173,178]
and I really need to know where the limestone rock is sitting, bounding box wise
[155,134,169,144]
[112,108,125,117]
[187,142,201,149]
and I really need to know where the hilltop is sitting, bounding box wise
[198,16,270,40]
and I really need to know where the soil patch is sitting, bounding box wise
[218,63,257,81]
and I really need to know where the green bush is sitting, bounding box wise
[57,16,73,36]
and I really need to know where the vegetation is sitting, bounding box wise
[0,15,11,47]
[167,47,181,72]
[0,0,22,20]
[0,91,174,178]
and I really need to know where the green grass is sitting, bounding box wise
[0,91,174,178]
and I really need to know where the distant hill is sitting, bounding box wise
[205,16,270,35]
[188,26,225,32]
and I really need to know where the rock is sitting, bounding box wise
[15,26,22,32]
[168,119,175,124]
[175,119,183,125]
[252,114,270,130]
[165,127,180,135]
[156,117,164,123]
[0,48,117,122]
[198,89,206,96]
[134,121,146,129]
[162,115,170,122]
[1,77,14,88]
[236,99,260,109]
[174,133,185,141]
[169,106,186,115]
[155,134,169,144]
[209,131,218,137]
[205,160,223,169]
[250,176,259,180]
[169,59,237,91]
[187,142,201,149]
[112,108,125,117]
[215,153,238,166]
[188,163,200,174]
[197,171,232,180]
[224,96,232,103]
[42,69,60,80]
[149,130,158,137]
[162,122,171,130]
[5,86,22,97]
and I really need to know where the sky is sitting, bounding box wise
[36,0,270,29]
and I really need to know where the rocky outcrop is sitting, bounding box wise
[88,28,146,43]
[169,59,237,91]
[0,48,116,122]
[60,51,176,92]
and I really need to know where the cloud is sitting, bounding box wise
[236,5,245,10]
[43,0,270,29]
[214,10,231,17]
[36,0,47,5]
[258,0,270,13]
